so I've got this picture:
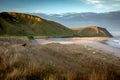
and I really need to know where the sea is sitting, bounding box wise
[106,35,120,49]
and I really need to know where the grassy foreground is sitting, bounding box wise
[0,37,120,80]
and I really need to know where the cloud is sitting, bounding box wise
[87,0,102,4]
[34,10,41,13]
[85,0,120,9]
[12,8,25,11]
[96,4,107,8]
[112,4,120,7]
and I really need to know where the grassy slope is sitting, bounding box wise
[71,26,113,37]
[0,38,120,80]
[0,12,75,37]
[0,12,113,37]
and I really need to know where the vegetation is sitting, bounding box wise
[0,11,116,80]
[0,12,113,38]
[0,37,30,45]
[71,26,113,37]
[0,12,75,37]
[0,37,120,80]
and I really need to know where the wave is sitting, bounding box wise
[106,38,120,48]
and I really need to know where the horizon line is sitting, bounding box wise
[0,10,120,15]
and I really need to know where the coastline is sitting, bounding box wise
[35,37,120,57]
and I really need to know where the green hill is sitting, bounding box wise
[0,12,113,37]
[0,12,74,37]
[71,26,113,37]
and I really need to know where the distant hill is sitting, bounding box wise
[71,26,113,37]
[0,12,74,37]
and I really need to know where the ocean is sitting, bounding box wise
[106,36,120,49]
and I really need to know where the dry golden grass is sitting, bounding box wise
[71,28,82,31]
[0,37,30,46]
[0,38,120,80]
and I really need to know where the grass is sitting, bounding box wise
[1,12,112,37]
[71,26,113,37]
[0,37,120,80]
[0,37,30,46]
[0,12,76,37]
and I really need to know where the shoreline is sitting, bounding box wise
[35,37,120,57]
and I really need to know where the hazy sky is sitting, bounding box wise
[0,0,120,14]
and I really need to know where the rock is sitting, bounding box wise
[93,52,96,54]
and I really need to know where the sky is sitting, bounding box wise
[0,0,120,14]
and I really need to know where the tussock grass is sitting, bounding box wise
[0,37,30,46]
[0,38,120,80]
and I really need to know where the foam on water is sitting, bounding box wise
[106,37,120,49]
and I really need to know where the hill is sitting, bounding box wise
[0,12,113,37]
[31,11,120,32]
[71,26,113,37]
[0,12,74,37]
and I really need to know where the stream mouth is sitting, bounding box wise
[47,38,72,41]
[29,39,38,44]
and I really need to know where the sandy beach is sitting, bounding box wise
[36,37,120,57]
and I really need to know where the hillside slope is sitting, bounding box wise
[0,12,74,37]
[72,26,113,37]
